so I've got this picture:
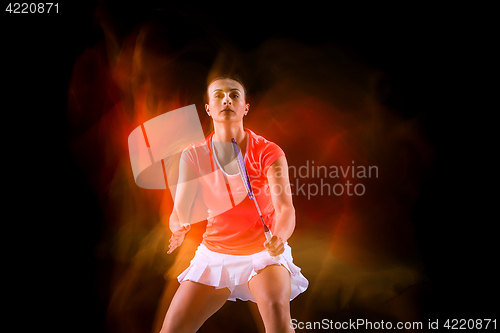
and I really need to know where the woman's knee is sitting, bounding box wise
[258,296,291,318]
[257,298,294,332]
[159,312,192,333]
[159,323,191,333]
[159,282,230,333]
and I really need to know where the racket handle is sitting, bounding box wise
[264,230,281,261]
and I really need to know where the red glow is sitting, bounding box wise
[67,15,434,333]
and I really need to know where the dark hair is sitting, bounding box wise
[204,74,248,104]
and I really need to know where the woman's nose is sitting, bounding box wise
[223,96,232,105]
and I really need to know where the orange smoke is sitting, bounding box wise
[67,7,434,332]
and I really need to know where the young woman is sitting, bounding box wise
[159,75,308,333]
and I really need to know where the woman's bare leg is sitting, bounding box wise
[159,281,230,333]
[248,265,294,333]
[151,278,179,333]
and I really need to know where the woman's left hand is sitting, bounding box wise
[264,235,285,257]
[167,224,190,254]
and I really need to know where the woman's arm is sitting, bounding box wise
[167,154,199,253]
[265,155,296,256]
[174,156,199,226]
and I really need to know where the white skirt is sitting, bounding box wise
[177,242,309,302]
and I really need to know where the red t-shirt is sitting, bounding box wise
[180,128,285,255]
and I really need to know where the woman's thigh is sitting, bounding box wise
[248,264,294,332]
[160,281,230,333]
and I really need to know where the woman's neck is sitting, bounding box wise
[212,122,247,169]
[212,122,246,145]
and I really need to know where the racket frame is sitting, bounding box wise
[231,138,280,260]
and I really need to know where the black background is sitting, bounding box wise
[3,1,496,331]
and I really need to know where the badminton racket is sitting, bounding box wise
[231,138,280,261]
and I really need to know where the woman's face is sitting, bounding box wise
[205,78,249,123]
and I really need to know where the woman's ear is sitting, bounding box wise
[245,103,250,115]
[205,104,210,116]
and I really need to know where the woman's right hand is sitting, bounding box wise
[167,224,191,254]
